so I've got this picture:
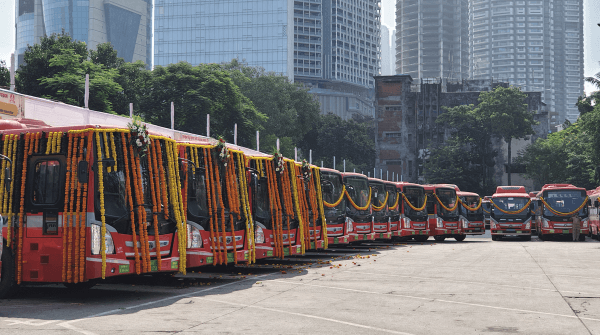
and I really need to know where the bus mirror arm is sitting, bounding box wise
[0,154,12,192]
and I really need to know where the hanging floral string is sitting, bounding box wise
[490,198,532,215]
[345,187,371,211]
[273,149,284,174]
[62,133,74,282]
[459,197,482,211]
[123,133,141,274]
[128,116,150,157]
[434,194,459,212]
[17,133,32,284]
[313,167,328,249]
[204,147,220,265]
[216,136,230,166]
[388,191,400,211]
[372,191,389,212]
[94,132,108,278]
[402,193,427,212]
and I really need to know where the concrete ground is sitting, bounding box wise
[1,232,600,334]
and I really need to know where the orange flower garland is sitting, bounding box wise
[122,133,141,274]
[314,168,328,249]
[80,131,93,282]
[148,138,162,269]
[73,134,85,283]
[213,156,228,264]
[17,133,31,284]
[203,147,220,265]
[67,136,80,283]
[62,133,74,282]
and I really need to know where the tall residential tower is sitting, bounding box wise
[395,0,469,81]
[469,0,584,125]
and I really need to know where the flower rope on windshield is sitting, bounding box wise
[345,187,371,211]
[402,193,427,212]
[388,192,400,211]
[459,197,482,211]
[314,167,328,249]
[323,185,346,208]
[490,198,531,215]
[434,194,459,212]
[540,196,588,216]
[372,191,389,212]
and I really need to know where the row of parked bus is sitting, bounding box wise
[1,119,590,298]
[481,184,592,241]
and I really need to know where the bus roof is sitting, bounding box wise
[495,186,527,194]
[458,191,479,198]
[342,172,368,179]
[396,182,423,191]
[538,183,586,195]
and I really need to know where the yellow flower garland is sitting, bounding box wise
[434,194,459,212]
[95,132,108,279]
[345,187,371,211]
[402,193,427,212]
[372,191,389,212]
[539,196,587,216]
[459,197,482,211]
[323,185,346,208]
[288,160,305,253]
[313,167,328,249]
[388,192,400,211]
[490,198,531,215]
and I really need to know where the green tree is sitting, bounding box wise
[89,42,125,69]
[299,114,375,173]
[477,86,537,185]
[141,62,266,147]
[221,59,321,151]
[16,32,88,98]
[111,61,152,116]
[0,60,9,87]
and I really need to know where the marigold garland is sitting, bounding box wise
[204,147,220,265]
[62,133,74,282]
[80,131,93,282]
[123,133,141,274]
[323,185,346,208]
[314,167,328,249]
[345,187,371,211]
[236,153,255,262]
[490,198,532,215]
[95,132,108,279]
[539,196,587,216]
[287,160,305,253]
[459,197,482,211]
[372,191,389,212]
[16,133,31,284]
[388,192,400,211]
[402,193,427,212]
[434,194,459,212]
[148,138,162,269]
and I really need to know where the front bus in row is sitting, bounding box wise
[489,186,532,241]
[424,184,464,242]
[458,191,485,236]
[320,168,352,245]
[369,178,391,240]
[1,123,187,298]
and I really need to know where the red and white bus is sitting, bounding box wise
[458,191,485,235]
[489,186,532,241]
[424,184,465,242]
[1,121,186,298]
[386,181,400,238]
[397,182,429,242]
[536,184,589,241]
[320,168,352,245]
[342,173,374,242]
[587,188,600,240]
[369,178,391,240]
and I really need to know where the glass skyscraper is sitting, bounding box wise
[154,0,382,120]
[15,0,153,68]
[154,0,293,79]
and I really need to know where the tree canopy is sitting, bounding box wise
[0,60,9,87]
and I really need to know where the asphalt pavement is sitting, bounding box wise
[1,232,600,334]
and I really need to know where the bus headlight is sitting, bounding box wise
[437,217,443,228]
[91,224,115,255]
[583,219,589,228]
[255,226,265,244]
[490,218,497,229]
[346,217,354,233]
[525,219,531,229]
[462,219,468,228]
[542,218,549,228]
[187,225,202,249]
[403,218,411,229]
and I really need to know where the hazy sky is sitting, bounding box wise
[0,0,598,93]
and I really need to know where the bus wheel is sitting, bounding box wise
[454,235,466,242]
[522,235,532,241]
[491,235,498,241]
[64,281,96,290]
[0,244,18,299]
[578,234,586,242]
[433,236,445,242]
[413,236,429,242]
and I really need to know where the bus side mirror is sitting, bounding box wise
[593,199,598,208]
[529,203,534,211]
[78,161,88,184]
[4,167,10,192]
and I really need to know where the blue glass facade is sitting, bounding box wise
[154,0,292,76]
[16,0,152,67]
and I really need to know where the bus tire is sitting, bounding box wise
[433,236,445,242]
[491,235,498,241]
[454,235,466,242]
[578,234,586,242]
[0,244,18,299]
[522,235,531,241]
[413,236,428,242]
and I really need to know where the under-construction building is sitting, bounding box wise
[395,0,469,81]
[374,75,549,188]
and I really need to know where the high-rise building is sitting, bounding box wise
[395,0,469,81]
[391,29,396,74]
[15,0,153,68]
[154,0,381,120]
[469,0,584,125]
[381,25,391,75]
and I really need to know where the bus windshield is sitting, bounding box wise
[461,196,482,214]
[543,190,587,217]
[404,186,427,219]
[386,185,398,214]
[345,177,370,208]
[492,196,529,217]
[370,182,386,208]
[321,171,345,218]
[436,188,458,217]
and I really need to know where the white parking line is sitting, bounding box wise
[344,270,600,296]
[195,296,415,335]
[269,279,600,323]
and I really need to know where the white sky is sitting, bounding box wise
[0,0,598,93]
